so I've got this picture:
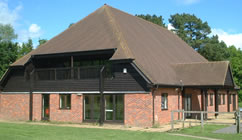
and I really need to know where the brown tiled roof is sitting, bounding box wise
[12,5,229,86]
[174,61,232,86]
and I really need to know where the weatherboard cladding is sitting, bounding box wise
[2,63,148,92]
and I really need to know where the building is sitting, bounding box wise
[0,5,238,127]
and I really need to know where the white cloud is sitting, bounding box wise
[176,0,200,5]
[18,24,43,42]
[211,28,242,49]
[0,1,22,25]
[168,23,175,30]
[29,24,41,33]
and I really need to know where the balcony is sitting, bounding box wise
[34,65,102,81]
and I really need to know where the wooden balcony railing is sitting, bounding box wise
[34,66,102,80]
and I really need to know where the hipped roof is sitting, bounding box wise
[10,5,234,87]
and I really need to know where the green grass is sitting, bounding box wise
[239,102,242,108]
[0,122,241,140]
[174,124,242,140]
[0,122,195,140]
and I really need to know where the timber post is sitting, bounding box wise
[182,109,185,128]
[201,112,204,129]
[236,110,240,134]
[99,66,105,126]
[29,69,34,121]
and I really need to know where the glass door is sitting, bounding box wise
[84,94,124,122]
[185,94,192,118]
[105,95,114,120]
[42,94,50,120]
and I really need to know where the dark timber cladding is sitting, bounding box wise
[1,63,149,92]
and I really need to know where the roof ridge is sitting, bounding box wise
[104,5,134,59]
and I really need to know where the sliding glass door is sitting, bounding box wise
[84,94,124,122]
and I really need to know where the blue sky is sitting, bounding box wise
[1,0,242,48]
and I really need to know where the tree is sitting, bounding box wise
[0,24,17,42]
[198,35,230,61]
[38,39,48,46]
[18,39,33,58]
[136,14,166,27]
[69,23,74,28]
[169,13,211,50]
[0,42,18,77]
[227,46,242,101]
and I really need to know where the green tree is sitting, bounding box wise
[38,39,48,46]
[0,42,18,77]
[0,24,17,42]
[227,46,242,101]
[136,14,166,27]
[169,13,211,50]
[69,23,74,28]
[18,39,33,58]
[198,35,230,61]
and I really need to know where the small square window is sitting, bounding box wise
[60,94,71,109]
[161,93,168,110]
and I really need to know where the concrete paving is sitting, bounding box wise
[213,124,242,134]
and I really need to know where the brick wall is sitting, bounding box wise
[185,88,202,111]
[0,93,29,121]
[217,90,228,112]
[49,94,83,123]
[154,88,180,125]
[32,94,42,121]
[124,93,153,127]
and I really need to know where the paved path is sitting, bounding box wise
[168,133,222,140]
[213,124,242,134]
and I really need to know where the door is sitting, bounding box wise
[233,94,236,111]
[185,94,192,118]
[84,94,124,122]
[105,95,114,120]
[42,94,50,120]
[105,95,124,121]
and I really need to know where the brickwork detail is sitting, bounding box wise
[0,94,29,121]
[32,94,42,121]
[49,94,83,123]
[154,88,180,125]
[124,93,153,127]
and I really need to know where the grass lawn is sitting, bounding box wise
[0,122,241,140]
[0,122,196,140]
[175,125,242,140]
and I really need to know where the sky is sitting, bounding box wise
[1,0,242,49]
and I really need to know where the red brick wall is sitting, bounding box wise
[124,93,153,127]
[185,88,202,111]
[217,90,228,112]
[32,94,42,121]
[49,94,83,123]
[0,93,29,121]
[154,88,180,125]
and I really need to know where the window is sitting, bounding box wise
[60,94,71,109]
[161,93,168,110]
[210,94,213,106]
[223,94,225,105]
[218,94,221,105]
